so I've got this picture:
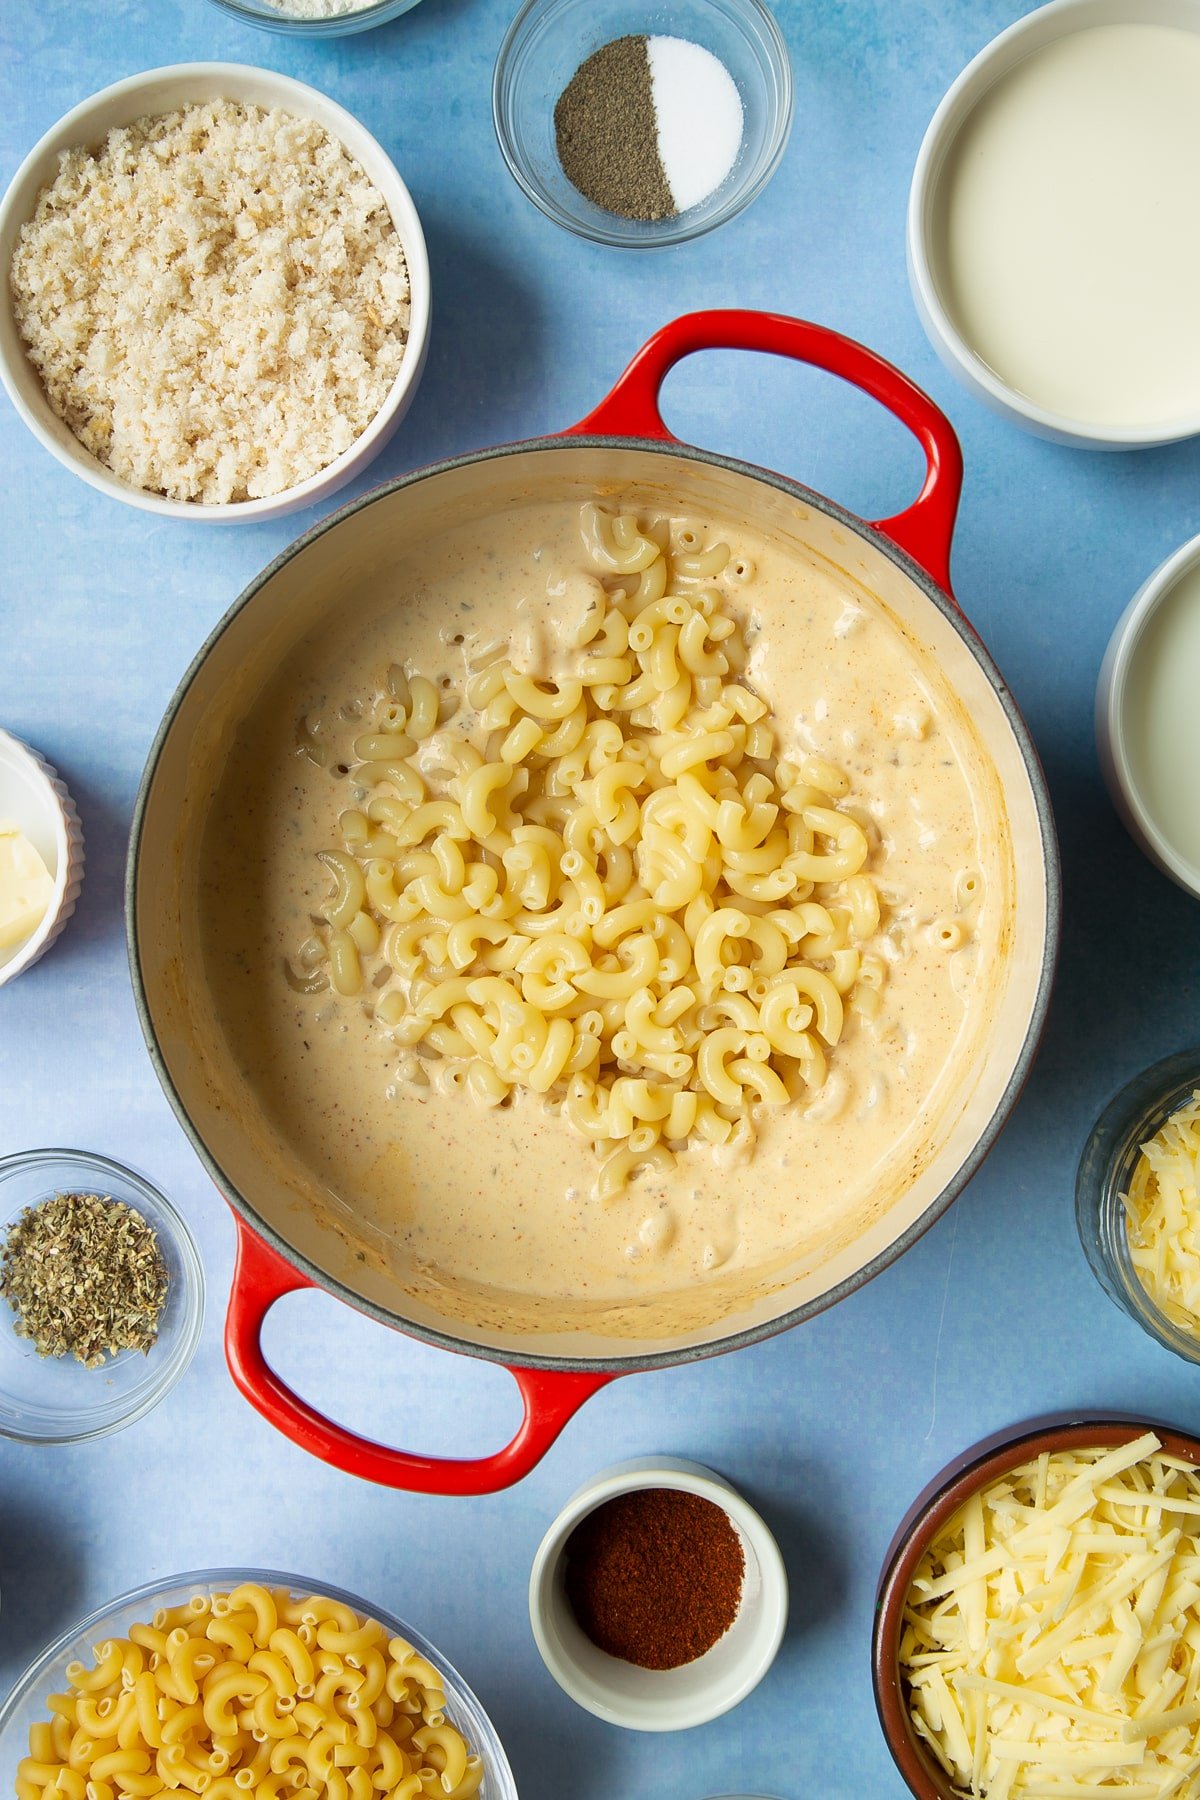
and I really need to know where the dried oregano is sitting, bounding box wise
[0,1191,169,1367]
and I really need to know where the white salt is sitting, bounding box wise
[647,35,744,213]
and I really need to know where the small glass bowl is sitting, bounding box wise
[1076,1050,1200,1364]
[0,1149,204,1443]
[493,0,793,248]
[0,1570,517,1800]
[202,0,422,35]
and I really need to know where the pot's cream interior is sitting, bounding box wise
[134,446,1051,1361]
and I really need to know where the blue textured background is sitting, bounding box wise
[3,2,1200,1795]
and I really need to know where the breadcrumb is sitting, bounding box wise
[9,100,410,503]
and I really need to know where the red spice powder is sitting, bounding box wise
[564,1486,745,1670]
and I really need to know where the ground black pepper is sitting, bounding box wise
[564,1486,745,1669]
[553,36,676,222]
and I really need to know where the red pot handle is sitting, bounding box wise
[570,309,963,599]
[224,1215,614,1495]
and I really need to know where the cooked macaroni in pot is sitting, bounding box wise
[199,498,1010,1335]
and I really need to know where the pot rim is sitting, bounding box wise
[125,431,1062,1373]
[871,1414,1200,1799]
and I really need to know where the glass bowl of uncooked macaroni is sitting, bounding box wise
[0,1570,517,1800]
[0,1148,205,1445]
[202,0,423,34]
[1076,1049,1200,1365]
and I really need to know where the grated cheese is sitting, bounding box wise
[1123,1095,1200,1337]
[899,1436,1200,1795]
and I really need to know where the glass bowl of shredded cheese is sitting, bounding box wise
[0,1570,517,1800]
[1076,1049,1200,1365]
[0,1149,204,1444]
[873,1417,1200,1799]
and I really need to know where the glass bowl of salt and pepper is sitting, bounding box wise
[493,0,793,247]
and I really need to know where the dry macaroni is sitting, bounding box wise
[18,1586,482,1800]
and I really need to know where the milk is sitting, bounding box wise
[1125,563,1200,874]
[938,23,1200,427]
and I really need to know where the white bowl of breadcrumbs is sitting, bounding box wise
[0,65,431,521]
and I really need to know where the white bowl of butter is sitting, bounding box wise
[1097,531,1200,897]
[0,730,84,986]
[909,0,1200,448]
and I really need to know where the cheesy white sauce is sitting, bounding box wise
[198,500,1010,1336]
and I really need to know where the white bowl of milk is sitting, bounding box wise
[908,0,1200,449]
[1098,534,1200,896]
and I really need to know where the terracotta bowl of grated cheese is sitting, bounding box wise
[0,64,430,522]
[873,1416,1200,1800]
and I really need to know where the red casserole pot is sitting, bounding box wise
[127,311,1060,1494]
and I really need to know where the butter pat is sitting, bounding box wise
[0,821,54,949]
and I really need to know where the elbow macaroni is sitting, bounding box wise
[301,507,890,1200]
[21,1589,482,1800]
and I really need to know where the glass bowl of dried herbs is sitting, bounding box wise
[493,0,792,247]
[0,1148,204,1443]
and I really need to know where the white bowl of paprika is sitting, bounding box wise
[528,1455,788,1730]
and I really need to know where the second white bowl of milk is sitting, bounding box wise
[1098,532,1200,897]
[909,0,1200,449]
